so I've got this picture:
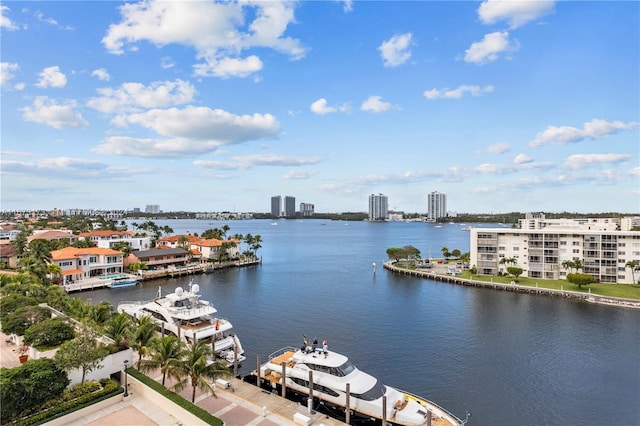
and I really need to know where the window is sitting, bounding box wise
[350,380,386,401]
[89,256,97,263]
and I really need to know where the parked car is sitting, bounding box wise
[417,263,431,269]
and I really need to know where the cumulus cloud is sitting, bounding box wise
[424,84,494,100]
[193,55,263,78]
[464,31,518,64]
[485,142,510,154]
[513,153,533,164]
[310,98,349,115]
[378,33,412,67]
[529,119,639,147]
[1,62,19,87]
[478,0,555,29]
[1,6,18,30]
[102,1,306,78]
[96,106,280,157]
[88,79,196,113]
[361,96,392,113]
[564,153,631,170]
[91,68,110,81]
[21,96,89,129]
[36,66,67,88]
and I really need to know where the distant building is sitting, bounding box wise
[284,196,296,217]
[145,205,160,214]
[427,191,447,221]
[368,194,388,221]
[271,196,282,217]
[300,203,315,217]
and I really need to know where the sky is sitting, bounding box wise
[1,0,639,215]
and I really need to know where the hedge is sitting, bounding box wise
[127,368,223,426]
[11,379,123,426]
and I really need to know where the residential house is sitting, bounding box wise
[0,244,20,269]
[51,247,125,284]
[124,248,190,271]
[79,230,152,251]
[28,230,79,245]
[157,235,240,260]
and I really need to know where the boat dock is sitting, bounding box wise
[63,273,138,293]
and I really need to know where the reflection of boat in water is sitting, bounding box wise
[118,281,245,365]
[270,222,278,226]
[255,344,468,426]
[102,274,138,288]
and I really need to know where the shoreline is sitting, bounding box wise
[383,261,640,309]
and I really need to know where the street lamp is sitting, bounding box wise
[123,359,129,397]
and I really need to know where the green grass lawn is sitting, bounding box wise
[392,262,640,300]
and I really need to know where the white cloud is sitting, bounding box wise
[194,155,322,170]
[1,6,19,30]
[193,55,263,78]
[21,96,89,129]
[564,153,631,170]
[284,169,318,179]
[91,68,111,81]
[529,119,639,147]
[361,96,391,113]
[424,84,494,99]
[36,66,67,88]
[88,79,196,113]
[310,98,349,115]
[478,0,555,29]
[464,31,518,64]
[486,142,510,154]
[513,153,533,164]
[378,33,412,67]
[161,56,175,69]
[1,62,19,87]
[102,1,306,78]
[96,106,280,157]
[337,0,353,13]
[631,167,640,176]
[34,10,72,30]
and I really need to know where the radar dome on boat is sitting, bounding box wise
[175,287,183,296]
[192,284,200,293]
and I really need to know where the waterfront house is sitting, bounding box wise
[157,235,240,260]
[79,230,152,251]
[124,247,190,271]
[28,229,79,245]
[51,247,125,284]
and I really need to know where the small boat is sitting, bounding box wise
[118,281,245,365]
[103,274,138,288]
[270,222,278,226]
[254,344,468,426]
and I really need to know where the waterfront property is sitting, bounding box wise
[470,213,640,284]
[79,229,152,251]
[52,246,126,285]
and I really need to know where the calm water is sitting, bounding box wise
[77,219,640,425]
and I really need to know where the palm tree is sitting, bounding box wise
[104,312,134,349]
[500,257,517,266]
[625,260,640,284]
[562,260,575,273]
[251,234,262,259]
[573,259,584,272]
[89,301,113,326]
[18,255,48,284]
[132,315,157,368]
[139,335,184,386]
[170,341,231,403]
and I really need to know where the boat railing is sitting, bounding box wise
[119,300,154,307]
[396,388,464,424]
[267,346,299,361]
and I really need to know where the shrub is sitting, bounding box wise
[23,317,75,350]
[1,306,51,336]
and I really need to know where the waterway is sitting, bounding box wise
[76,219,640,425]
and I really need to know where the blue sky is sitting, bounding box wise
[1,0,638,214]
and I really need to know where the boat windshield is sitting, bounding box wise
[304,359,356,377]
[350,379,386,401]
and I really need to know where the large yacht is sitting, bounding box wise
[118,281,245,365]
[255,344,468,426]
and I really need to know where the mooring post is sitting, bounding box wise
[280,362,287,398]
[382,395,387,426]
[256,354,261,386]
[308,370,314,414]
[345,383,351,425]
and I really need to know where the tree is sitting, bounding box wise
[0,358,69,422]
[104,312,134,349]
[132,315,157,368]
[386,247,404,262]
[111,241,133,257]
[23,317,76,350]
[139,335,184,386]
[177,235,190,251]
[567,273,596,288]
[500,257,517,266]
[506,266,524,282]
[54,325,108,384]
[47,263,62,284]
[18,255,48,284]
[2,305,51,336]
[451,249,461,259]
[459,252,471,265]
[441,246,450,261]
[10,229,29,256]
[251,234,263,258]
[562,260,575,273]
[403,245,421,264]
[170,341,231,403]
[625,260,639,284]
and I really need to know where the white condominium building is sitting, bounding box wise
[470,214,640,284]
[368,193,388,221]
[427,191,446,221]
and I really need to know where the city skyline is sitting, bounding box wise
[1,1,638,214]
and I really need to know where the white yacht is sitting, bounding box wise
[256,345,467,426]
[118,282,245,365]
